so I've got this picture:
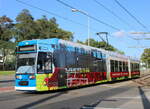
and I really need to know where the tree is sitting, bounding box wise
[36,16,73,40]
[15,9,73,41]
[0,15,14,41]
[0,9,74,70]
[141,48,150,68]
[77,38,124,54]
[15,9,38,41]
[0,15,16,70]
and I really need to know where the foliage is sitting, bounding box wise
[0,15,16,70]
[0,41,16,70]
[0,70,15,75]
[141,48,150,68]
[15,9,38,41]
[15,10,73,41]
[0,15,14,41]
[35,16,73,40]
[0,9,73,70]
[77,38,125,54]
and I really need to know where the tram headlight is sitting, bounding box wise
[16,75,22,79]
[29,75,35,79]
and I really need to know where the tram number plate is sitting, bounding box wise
[19,81,28,86]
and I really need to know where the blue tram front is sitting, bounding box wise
[15,39,58,91]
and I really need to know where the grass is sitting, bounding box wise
[0,71,15,75]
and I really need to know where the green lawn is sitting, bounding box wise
[0,71,15,75]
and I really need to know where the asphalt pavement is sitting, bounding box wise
[1,72,150,109]
[0,79,150,109]
[0,74,15,88]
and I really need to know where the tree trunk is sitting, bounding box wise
[2,62,5,71]
[2,48,6,71]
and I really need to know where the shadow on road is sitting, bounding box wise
[0,80,14,83]
[138,86,150,109]
[16,91,68,109]
[81,99,117,109]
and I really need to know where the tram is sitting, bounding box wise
[15,38,140,91]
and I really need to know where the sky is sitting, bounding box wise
[0,0,150,58]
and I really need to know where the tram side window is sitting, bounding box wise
[134,63,137,72]
[93,59,102,72]
[110,60,115,72]
[96,51,103,72]
[102,59,107,72]
[134,63,136,72]
[119,61,122,72]
[115,60,119,72]
[37,52,52,73]
[122,62,125,72]
[89,50,104,72]
[137,63,140,72]
[125,62,128,72]
[65,51,76,68]
[97,51,102,59]
[78,54,85,68]
[94,51,106,72]
[131,63,134,72]
[93,51,97,58]
[131,63,133,72]
[134,63,140,72]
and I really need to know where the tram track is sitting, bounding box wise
[132,72,150,87]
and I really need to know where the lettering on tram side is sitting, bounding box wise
[111,72,129,79]
[65,67,88,87]
[65,68,90,73]
[65,68,106,87]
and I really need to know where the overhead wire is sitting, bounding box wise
[93,0,147,40]
[16,0,102,33]
[113,0,149,50]
[16,0,137,45]
[93,0,133,30]
[15,0,93,30]
[56,0,143,55]
[56,0,120,31]
[114,0,149,32]
[93,0,138,43]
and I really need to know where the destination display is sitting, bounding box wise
[18,45,36,51]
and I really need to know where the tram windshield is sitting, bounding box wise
[16,52,53,74]
[16,53,36,74]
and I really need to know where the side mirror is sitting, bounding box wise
[37,64,40,69]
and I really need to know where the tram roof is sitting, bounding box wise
[59,39,130,60]
[17,38,139,61]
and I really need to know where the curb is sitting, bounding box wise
[0,86,14,92]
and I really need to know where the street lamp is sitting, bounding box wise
[71,9,90,46]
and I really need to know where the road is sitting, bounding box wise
[0,72,150,109]
[0,79,150,109]
[0,74,15,87]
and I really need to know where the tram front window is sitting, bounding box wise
[16,53,36,74]
[37,52,53,73]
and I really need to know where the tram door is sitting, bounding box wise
[57,51,67,87]
[58,69,67,87]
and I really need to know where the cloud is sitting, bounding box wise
[112,30,126,37]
